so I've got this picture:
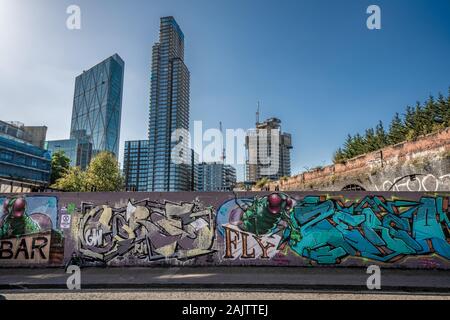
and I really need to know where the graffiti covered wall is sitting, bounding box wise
[0,196,64,265]
[0,192,449,269]
[77,199,215,265]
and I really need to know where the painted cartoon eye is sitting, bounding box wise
[285,198,293,211]
[268,193,282,206]
[268,194,282,215]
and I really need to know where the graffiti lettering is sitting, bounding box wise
[218,193,450,265]
[84,228,103,247]
[223,225,280,260]
[0,234,49,262]
[0,196,63,266]
[377,174,450,191]
[78,199,215,264]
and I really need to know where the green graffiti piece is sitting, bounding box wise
[67,203,76,215]
[0,197,42,239]
[0,215,41,239]
[226,194,450,265]
[240,193,294,236]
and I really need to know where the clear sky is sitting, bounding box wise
[0,0,449,181]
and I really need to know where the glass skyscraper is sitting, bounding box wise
[70,54,124,158]
[148,17,191,191]
[123,140,150,191]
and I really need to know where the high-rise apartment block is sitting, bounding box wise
[198,162,237,192]
[245,117,292,183]
[123,140,150,191]
[147,17,191,191]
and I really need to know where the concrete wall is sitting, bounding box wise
[1,192,449,269]
[267,128,450,192]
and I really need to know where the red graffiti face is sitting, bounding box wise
[12,198,26,219]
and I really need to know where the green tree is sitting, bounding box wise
[353,133,367,155]
[422,96,437,134]
[52,166,86,192]
[404,103,425,140]
[50,150,71,185]
[364,128,377,152]
[404,105,415,139]
[85,152,124,192]
[343,134,355,159]
[333,147,346,164]
[333,89,450,164]
[430,93,447,132]
[374,121,388,150]
[388,113,406,144]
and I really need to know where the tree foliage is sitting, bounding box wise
[85,152,124,192]
[52,151,123,192]
[50,150,71,185]
[52,166,86,192]
[333,89,450,164]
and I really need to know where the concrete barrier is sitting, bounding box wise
[0,192,449,269]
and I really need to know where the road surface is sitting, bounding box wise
[1,289,449,300]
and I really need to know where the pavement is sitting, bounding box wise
[1,290,449,300]
[0,267,449,294]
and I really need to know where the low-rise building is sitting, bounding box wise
[0,120,51,192]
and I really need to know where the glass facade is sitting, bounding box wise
[148,17,191,191]
[46,137,92,170]
[198,162,237,192]
[70,54,124,158]
[123,140,150,191]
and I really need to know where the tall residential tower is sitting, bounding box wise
[148,17,191,191]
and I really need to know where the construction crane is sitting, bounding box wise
[220,121,226,163]
[256,101,260,125]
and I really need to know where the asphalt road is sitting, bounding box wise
[0,266,449,294]
[1,290,449,300]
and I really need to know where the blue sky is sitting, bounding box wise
[1,0,449,180]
